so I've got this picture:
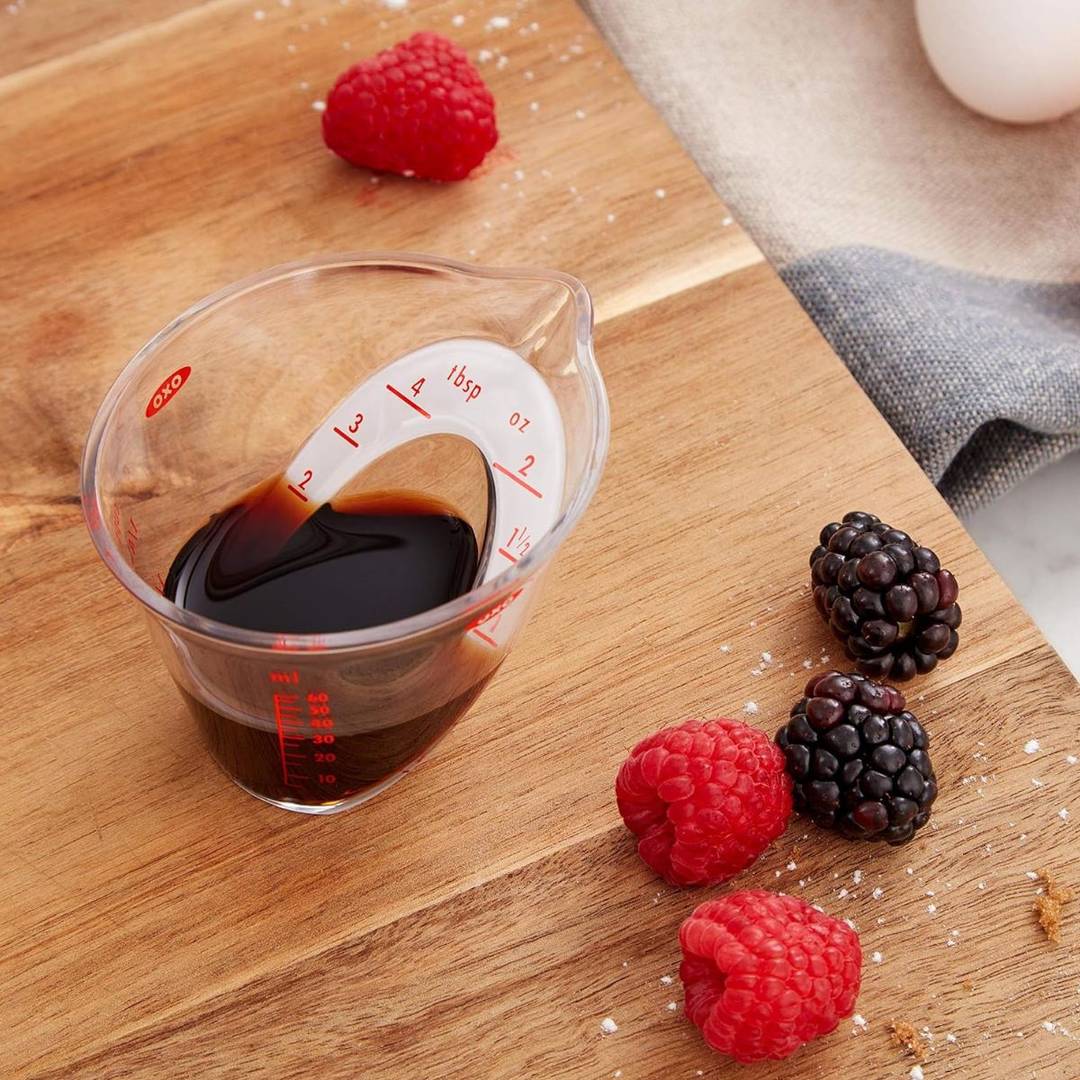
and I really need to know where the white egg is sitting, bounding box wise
[915,0,1080,124]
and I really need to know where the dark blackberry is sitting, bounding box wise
[809,510,961,680]
[775,670,938,845]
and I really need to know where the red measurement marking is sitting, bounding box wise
[287,484,309,502]
[145,365,191,418]
[272,693,296,786]
[492,462,543,499]
[497,547,518,563]
[386,383,432,419]
[472,627,498,647]
[333,426,359,448]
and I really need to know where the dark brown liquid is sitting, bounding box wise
[166,481,496,807]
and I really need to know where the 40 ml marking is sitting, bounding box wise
[145,366,191,418]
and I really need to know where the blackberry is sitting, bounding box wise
[775,670,938,845]
[809,510,961,680]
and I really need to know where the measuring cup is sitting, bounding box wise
[81,253,609,814]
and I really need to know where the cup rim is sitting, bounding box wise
[80,251,610,653]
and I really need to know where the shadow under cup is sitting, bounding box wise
[81,254,609,814]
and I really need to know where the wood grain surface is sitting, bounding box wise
[2,1,1077,1078]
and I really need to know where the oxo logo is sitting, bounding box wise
[145,366,191,418]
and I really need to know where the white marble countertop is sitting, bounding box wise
[967,450,1080,678]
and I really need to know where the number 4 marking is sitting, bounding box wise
[411,378,425,397]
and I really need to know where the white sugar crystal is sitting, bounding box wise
[477,48,494,62]
[870,951,883,964]
[1033,778,1045,787]
[600,1017,618,1034]
[381,0,408,8]
[852,869,863,885]
[1068,755,1078,765]
[721,215,734,226]
[852,1014,868,1030]
[606,213,616,224]
[761,651,773,664]
[1026,870,1039,880]
[802,658,813,668]
[838,888,849,899]
[575,109,587,119]
[946,1032,958,1043]
[720,644,732,653]
[655,188,667,199]
[872,887,884,900]
[927,903,937,914]
[451,13,464,26]
[253,8,266,19]
[1024,739,1040,754]
[660,974,674,986]
[496,55,509,70]
[911,1067,925,1080]
[787,860,797,871]
[665,1001,678,1012]
[487,15,510,29]
[743,701,760,716]
[529,101,540,112]
[1060,808,1071,821]
[311,100,326,111]
[524,69,535,80]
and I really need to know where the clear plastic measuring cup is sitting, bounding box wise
[81,253,609,814]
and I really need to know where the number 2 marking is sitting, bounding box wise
[288,469,313,502]
[518,455,535,477]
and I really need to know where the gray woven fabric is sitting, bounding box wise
[583,0,1080,511]
[782,248,1080,513]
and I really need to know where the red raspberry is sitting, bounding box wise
[680,891,861,1063]
[322,32,498,181]
[615,718,792,887]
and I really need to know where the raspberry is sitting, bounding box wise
[322,32,498,181]
[615,718,792,887]
[680,891,861,1063]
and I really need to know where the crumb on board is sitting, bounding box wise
[1035,868,1075,944]
[889,1020,929,1063]
[600,1017,618,1034]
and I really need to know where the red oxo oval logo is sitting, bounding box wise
[145,366,191,418]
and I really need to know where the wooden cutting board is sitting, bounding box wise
[2,1,1077,1077]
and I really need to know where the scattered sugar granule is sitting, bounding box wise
[600,1017,618,1034]
[524,69,535,81]
[750,619,758,628]
[838,888,849,900]
[853,870,864,884]
[911,1067,925,1080]
[1033,778,1045,788]
[477,48,494,62]
[802,658,813,669]
[1025,739,1040,754]
[665,1001,679,1012]
[528,102,540,113]
[311,100,326,112]
[486,15,510,29]
[655,188,666,199]
[720,644,732,654]
[451,13,464,26]
[1068,755,1078,765]
[299,79,310,90]
[659,974,674,986]
[721,215,734,226]
[743,701,760,716]
[497,55,509,70]
[253,8,266,19]
[852,1014,868,1030]
[787,860,797,871]
[1060,808,1071,822]
[606,213,616,224]
[513,169,525,182]
[946,1032,958,1044]
[287,43,297,53]
[906,867,914,875]
[872,887,885,900]
[870,951,883,964]
[977,881,986,890]
[761,651,773,665]
[927,903,937,914]
[381,0,408,8]
[575,109,587,119]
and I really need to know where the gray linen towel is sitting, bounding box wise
[584,0,1080,513]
